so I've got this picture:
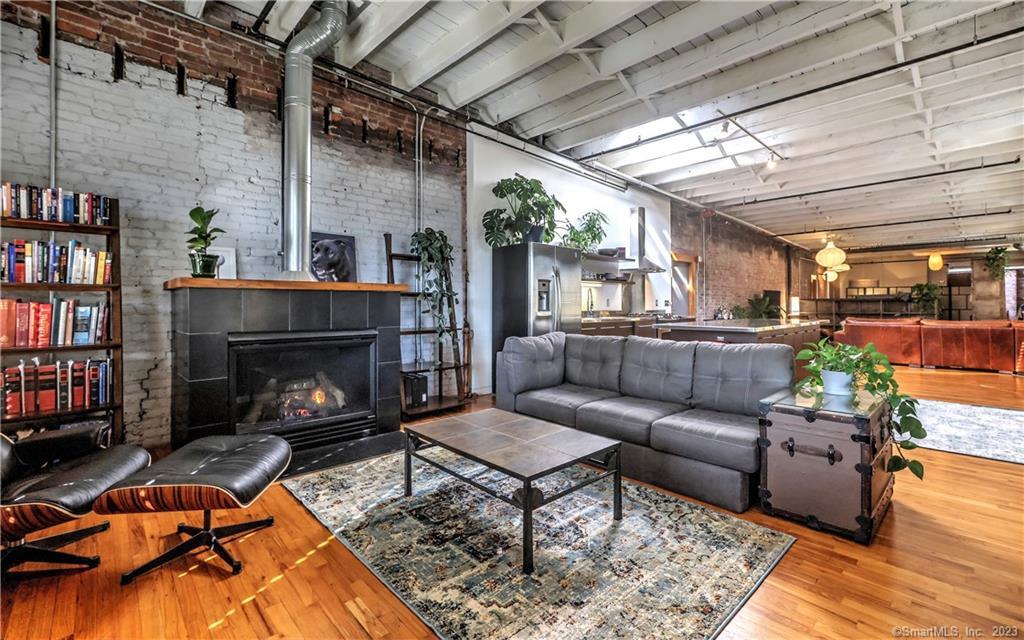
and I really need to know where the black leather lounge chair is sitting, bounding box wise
[94,434,291,585]
[1,424,151,577]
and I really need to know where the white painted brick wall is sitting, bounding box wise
[1,24,466,446]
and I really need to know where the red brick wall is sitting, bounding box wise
[1,0,466,166]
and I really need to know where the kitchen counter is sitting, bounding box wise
[654,319,823,334]
[656,318,823,347]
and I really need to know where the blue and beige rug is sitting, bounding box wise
[284,450,793,640]
[914,399,1024,464]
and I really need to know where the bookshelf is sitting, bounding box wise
[1,199,124,444]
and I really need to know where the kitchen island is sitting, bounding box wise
[655,318,823,349]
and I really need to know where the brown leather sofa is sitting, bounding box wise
[834,318,923,366]
[835,317,1019,373]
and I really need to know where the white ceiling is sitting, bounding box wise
[210,0,1024,252]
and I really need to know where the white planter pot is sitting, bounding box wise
[821,369,853,395]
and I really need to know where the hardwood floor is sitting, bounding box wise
[3,376,1022,640]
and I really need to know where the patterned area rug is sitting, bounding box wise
[914,399,1024,464]
[284,450,794,640]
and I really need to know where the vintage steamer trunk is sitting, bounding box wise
[758,390,894,544]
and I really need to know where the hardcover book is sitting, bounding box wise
[72,306,93,345]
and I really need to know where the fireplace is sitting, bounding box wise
[229,331,377,450]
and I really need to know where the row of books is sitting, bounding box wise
[2,239,112,284]
[3,358,114,418]
[1,182,113,225]
[0,299,110,348]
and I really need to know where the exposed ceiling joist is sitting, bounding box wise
[443,0,658,108]
[394,1,543,91]
[183,0,207,19]
[335,1,429,69]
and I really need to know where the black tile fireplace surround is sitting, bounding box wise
[169,283,403,475]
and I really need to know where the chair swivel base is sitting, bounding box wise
[121,510,274,585]
[2,522,111,577]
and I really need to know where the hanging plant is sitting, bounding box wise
[482,173,565,247]
[559,210,609,253]
[410,228,459,341]
[984,246,1008,280]
[910,282,942,318]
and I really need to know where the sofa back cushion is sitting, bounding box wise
[620,336,696,404]
[692,342,793,416]
[502,332,566,394]
[565,334,625,392]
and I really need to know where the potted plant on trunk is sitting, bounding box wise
[185,206,225,278]
[796,338,927,478]
[482,173,565,247]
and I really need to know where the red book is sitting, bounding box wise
[36,364,57,413]
[36,303,53,347]
[71,362,86,408]
[4,366,21,417]
[0,299,15,347]
[56,363,71,410]
[14,302,30,346]
[103,257,112,284]
[27,302,39,348]
[13,240,25,283]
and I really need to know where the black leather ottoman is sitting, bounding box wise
[95,435,291,584]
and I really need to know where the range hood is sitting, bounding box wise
[622,207,666,273]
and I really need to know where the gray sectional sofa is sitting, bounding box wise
[495,332,793,512]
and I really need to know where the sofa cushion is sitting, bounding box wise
[515,383,620,427]
[692,343,793,416]
[650,409,760,473]
[502,332,565,394]
[576,396,685,446]
[565,334,625,392]
[620,336,696,405]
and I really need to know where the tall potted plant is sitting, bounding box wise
[185,206,224,278]
[796,338,926,479]
[910,282,942,318]
[482,174,565,247]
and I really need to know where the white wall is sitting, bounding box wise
[467,133,671,393]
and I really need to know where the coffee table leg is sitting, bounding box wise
[404,433,413,497]
[613,447,622,521]
[522,479,534,574]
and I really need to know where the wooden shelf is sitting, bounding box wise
[1,218,118,235]
[2,403,122,426]
[402,395,470,417]
[582,278,631,285]
[3,283,117,292]
[164,278,407,292]
[582,252,634,263]
[401,360,468,374]
[2,342,121,355]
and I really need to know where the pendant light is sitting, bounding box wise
[823,269,838,282]
[831,263,850,273]
[815,239,846,268]
[928,253,944,271]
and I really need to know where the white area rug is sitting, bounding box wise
[914,399,1024,464]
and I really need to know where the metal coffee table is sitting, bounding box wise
[403,408,622,574]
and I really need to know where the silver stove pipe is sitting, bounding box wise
[281,0,347,279]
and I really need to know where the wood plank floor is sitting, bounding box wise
[3,371,1022,640]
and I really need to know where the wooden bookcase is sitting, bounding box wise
[1,201,125,444]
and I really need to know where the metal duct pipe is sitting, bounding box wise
[281,0,347,278]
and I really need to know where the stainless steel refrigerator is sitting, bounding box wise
[492,243,581,375]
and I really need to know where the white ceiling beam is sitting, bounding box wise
[548,1,1016,152]
[264,0,314,41]
[443,0,658,108]
[183,0,206,18]
[394,1,543,90]
[335,1,429,69]
[483,1,771,123]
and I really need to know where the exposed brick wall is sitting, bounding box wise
[671,201,808,318]
[1,9,466,446]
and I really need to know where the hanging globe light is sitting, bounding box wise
[928,253,944,271]
[815,240,846,268]
[831,263,851,273]
[823,270,838,282]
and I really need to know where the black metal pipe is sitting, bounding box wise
[733,158,1020,206]
[250,0,275,33]
[577,25,1024,161]
[774,209,1016,237]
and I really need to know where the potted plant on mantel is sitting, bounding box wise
[796,338,927,479]
[185,206,225,278]
[482,173,565,247]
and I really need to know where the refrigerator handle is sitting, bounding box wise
[552,266,561,333]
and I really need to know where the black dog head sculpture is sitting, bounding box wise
[311,238,356,282]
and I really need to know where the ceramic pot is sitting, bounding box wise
[524,225,546,243]
[189,252,219,278]
[821,369,853,395]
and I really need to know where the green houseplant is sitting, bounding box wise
[910,282,942,318]
[185,206,225,278]
[984,246,1008,280]
[410,227,459,341]
[746,293,780,319]
[560,209,609,253]
[796,338,926,479]
[482,173,565,247]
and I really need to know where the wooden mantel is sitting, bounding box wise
[164,278,408,292]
